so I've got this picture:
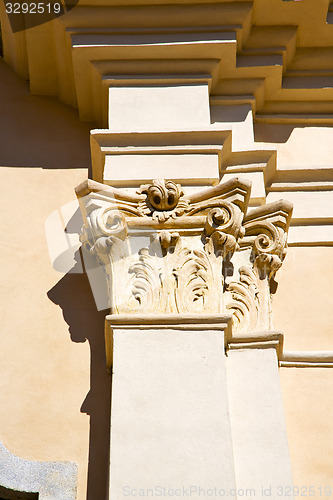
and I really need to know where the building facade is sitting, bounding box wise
[0,0,333,498]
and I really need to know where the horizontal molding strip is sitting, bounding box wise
[280,351,333,367]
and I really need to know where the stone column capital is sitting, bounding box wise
[76,176,292,338]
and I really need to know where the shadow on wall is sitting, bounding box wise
[254,123,299,143]
[47,253,111,500]
[0,58,94,172]
[0,485,38,499]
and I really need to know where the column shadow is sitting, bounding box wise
[47,254,111,500]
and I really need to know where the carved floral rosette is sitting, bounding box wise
[76,177,292,334]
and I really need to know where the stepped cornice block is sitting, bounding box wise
[90,128,232,183]
[71,30,237,122]
[3,0,333,122]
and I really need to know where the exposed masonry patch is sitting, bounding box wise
[0,441,77,500]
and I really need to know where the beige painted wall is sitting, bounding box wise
[280,368,333,494]
[0,166,90,499]
[0,59,110,500]
[261,122,333,496]
[272,246,333,351]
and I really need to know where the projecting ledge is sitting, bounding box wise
[281,351,333,367]
[104,316,288,371]
[105,313,232,370]
[227,330,284,361]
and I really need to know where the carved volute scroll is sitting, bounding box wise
[225,200,293,333]
[76,177,292,333]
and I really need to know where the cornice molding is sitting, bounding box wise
[227,330,284,360]
[3,0,333,124]
[105,313,232,368]
[280,351,333,368]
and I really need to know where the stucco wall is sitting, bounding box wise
[0,59,110,500]
[280,368,333,493]
[272,246,333,351]
[258,122,333,494]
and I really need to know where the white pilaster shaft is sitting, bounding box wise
[107,321,236,500]
[227,348,294,498]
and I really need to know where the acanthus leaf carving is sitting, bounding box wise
[226,266,260,333]
[205,231,237,260]
[173,246,217,314]
[254,252,283,281]
[127,248,163,314]
[150,230,180,253]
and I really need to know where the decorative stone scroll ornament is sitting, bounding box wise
[76,177,292,334]
[137,179,188,221]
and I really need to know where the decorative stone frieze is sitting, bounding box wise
[76,177,292,333]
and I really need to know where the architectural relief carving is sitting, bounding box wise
[226,266,260,333]
[173,246,216,314]
[138,179,188,221]
[225,200,293,333]
[128,248,162,313]
[243,202,292,280]
[76,177,292,332]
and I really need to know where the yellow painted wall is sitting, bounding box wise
[281,369,333,494]
[0,59,110,500]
